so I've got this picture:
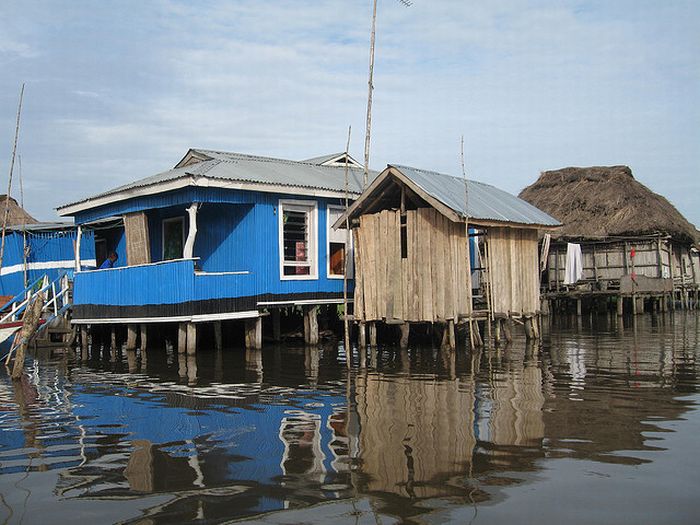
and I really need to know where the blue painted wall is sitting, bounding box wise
[0,229,95,297]
[73,187,353,312]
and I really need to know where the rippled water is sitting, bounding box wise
[1,313,699,524]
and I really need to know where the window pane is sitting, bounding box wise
[283,209,308,262]
[329,242,345,276]
[163,220,184,260]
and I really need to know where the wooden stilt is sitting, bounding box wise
[271,309,281,342]
[358,322,366,347]
[214,321,223,351]
[11,293,44,380]
[304,306,319,346]
[447,319,456,351]
[177,323,187,354]
[186,322,197,355]
[110,326,116,350]
[245,317,262,350]
[80,325,89,360]
[524,317,535,340]
[126,324,137,351]
[139,324,147,351]
[441,323,450,349]
[369,322,377,347]
[494,318,502,345]
[617,295,624,317]
[399,323,410,350]
[576,299,582,317]
[472,320,483,348]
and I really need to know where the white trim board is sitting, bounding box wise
[1,259,97,277]
[73,309,261,325]
[58,175,361,217]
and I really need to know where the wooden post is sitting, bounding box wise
[139,324,147,351]
[524,317,535,340]
[110,326,116,350]
[358,322,366,348]
[245,317,262,350]
[617,295,624,317]
[11,293,44,380]
[494,318,502,345]
[214,321,223,351]
[369,322,377,347]
[80,325,89,360]
[503,318,513,343]
[447,319,456,351]
[186,322,197,355]
[441,323,450,349]
[126,324,137,351]
[177,323,187,354]
[304,306,319,346]
[576,299,582,317]
[271,309,281,342]
[399,323,410,350]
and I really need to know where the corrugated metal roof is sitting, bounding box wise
[301,152,346,164]
[7,221,74,232]
[392,165,561,227]
[60,150,376,210]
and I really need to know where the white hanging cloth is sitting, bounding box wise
[540,233,551,272]
[564,242,583,285]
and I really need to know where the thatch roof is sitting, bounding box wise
[518,166,698,245]
[0,195,38,227]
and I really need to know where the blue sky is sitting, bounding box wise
[1,0,698,225]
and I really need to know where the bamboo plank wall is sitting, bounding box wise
[488,227,540,316]
[124,211,151,266]
[353,208,470,323]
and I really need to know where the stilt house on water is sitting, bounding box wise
[56,149,368,352]
[519,166,700,314]
[335,165,560,349]
[0,195,95,297]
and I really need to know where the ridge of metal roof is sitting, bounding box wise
[390,164,561,227]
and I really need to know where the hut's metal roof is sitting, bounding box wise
[59,149,377,213]
[391,165,561,227]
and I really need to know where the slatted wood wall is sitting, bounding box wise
[488,227,540,316]
[353,208,471,322]
[124,211,151,266]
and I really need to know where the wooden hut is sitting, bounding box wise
[519,165,699,314]
[57,149,368,353]
[336,165,560,348]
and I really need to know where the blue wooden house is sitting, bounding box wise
[57,149,369,350]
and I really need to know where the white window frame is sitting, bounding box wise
[326,204,354,279]
[162,216,185,261]
[279,199,318,280]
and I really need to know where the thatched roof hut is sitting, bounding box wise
[518,166,697,245]
[0,195,37,227]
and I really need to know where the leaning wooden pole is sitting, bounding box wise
[0,83,25,270]
[11,292,45,380]
[343,125,352,367]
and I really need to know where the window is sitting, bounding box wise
[162,217,185,260]
[279,200,317,279]
[327,205,353,278]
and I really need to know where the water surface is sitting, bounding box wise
[1,314,699,524]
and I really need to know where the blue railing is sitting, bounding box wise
[74,259,255,307]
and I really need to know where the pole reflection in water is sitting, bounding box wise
[0,314,698,524]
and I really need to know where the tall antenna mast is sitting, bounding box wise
[0,83,25,270]
[362,0,412,189]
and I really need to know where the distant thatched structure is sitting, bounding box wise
[519,166,697,245]
[0,194,37,227]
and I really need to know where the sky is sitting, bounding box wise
[0,0,698,225]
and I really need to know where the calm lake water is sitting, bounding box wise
[1,313,699,524]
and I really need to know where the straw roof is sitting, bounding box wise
[0,194,38,227]
[518,166,698,245]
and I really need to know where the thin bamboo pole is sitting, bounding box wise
[0,83,25,270]
[343,126,352,368]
